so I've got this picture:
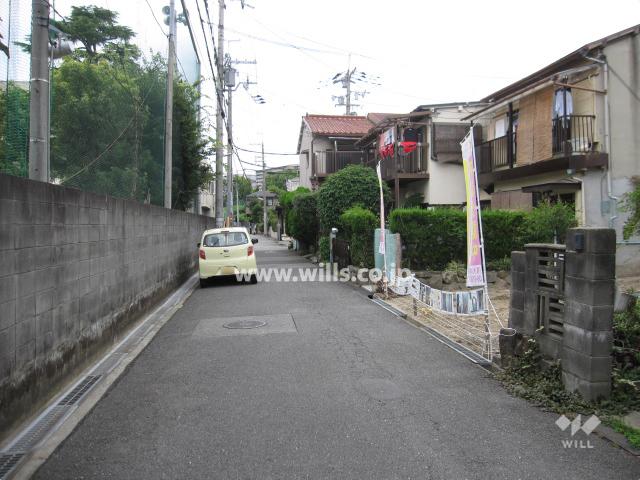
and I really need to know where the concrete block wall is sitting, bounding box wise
[508,251,525,333]
[0,174,215,433]
[562,228,616,401]
[507,228,616,402]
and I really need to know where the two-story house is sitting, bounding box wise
[297,114,376,189]
[466,24,639,274]
[357,103,488,207]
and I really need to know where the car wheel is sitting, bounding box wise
[250,274,258,284]
[199,278,207,288]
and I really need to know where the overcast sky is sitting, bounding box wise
[5,0,640,176]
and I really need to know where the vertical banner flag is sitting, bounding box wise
[460,129,486,287]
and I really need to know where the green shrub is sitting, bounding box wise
[621,176,640,240]
[482,210,528,260]
[389,208,466,270]
[389,207,536,270]
[487,256,512,272]
[524,200,577,243]
[340,206,378,268]
[316,164,390,234]
[288,192,319,248]
[280,187,310,211]
[318,236,330,262]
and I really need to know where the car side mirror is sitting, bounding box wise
[252,238,258,244]
[197,242,201,248]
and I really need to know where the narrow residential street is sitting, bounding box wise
[35,236,639,479]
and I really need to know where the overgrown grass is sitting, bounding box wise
[497,335,640,446]
[608,417,640,448]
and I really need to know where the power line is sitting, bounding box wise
[144,0,166,36]
[235,145,299,156]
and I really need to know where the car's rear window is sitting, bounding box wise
[203,232,248,247]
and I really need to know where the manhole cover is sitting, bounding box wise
[223,320,267,329]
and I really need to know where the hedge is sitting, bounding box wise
[389,208,466,270]
[389,205,575,270]
[339,206,378,268]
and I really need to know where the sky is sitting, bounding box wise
[3,0,640,177]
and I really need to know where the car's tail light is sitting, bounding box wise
[247,245,254,256]
[199,249,206,260]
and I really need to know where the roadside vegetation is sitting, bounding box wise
[497,298,640,448]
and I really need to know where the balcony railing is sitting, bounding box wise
[476,133,515,174]
[552,115,596,156]
[314,150,365,176]
[365,149,427,181]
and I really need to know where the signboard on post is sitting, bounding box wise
[460,129,486,288]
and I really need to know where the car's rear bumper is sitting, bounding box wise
[198,260,257,279]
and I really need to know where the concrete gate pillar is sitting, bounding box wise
[562,228,616,401]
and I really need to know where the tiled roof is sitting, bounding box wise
[304,114,373,136]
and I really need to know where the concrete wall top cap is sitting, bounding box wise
[566,228,616,254]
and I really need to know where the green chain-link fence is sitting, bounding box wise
[1,0,32,177]
[1,1,207,210]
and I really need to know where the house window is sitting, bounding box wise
[553,88,573,118]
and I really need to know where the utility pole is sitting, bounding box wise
[225,61,235,225]
[224,58,256,225]
[345,68,353,116]
[28,0,50,182]
[214,0,225,227]
[163,0,177,209]
[262,142,267,235]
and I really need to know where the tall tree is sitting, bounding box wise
[52,6,134,61]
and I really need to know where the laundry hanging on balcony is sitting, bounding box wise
[378,127,395,159]
[399,127,418,155]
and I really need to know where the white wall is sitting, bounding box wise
[424,107,477,205]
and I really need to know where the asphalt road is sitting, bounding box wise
[35,236,640,479]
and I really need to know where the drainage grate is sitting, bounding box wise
[223,320,267,329]
[58,375,101,406]
[95,352,125,375]
[0,453,24,479]
[8,405,69,454]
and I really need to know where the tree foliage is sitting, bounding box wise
[52,6,134,60]
[234,175,253,201]
[45,7,212,209]
[288,192,319,248]
[316,165,390,234]
[266,170,298,195]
